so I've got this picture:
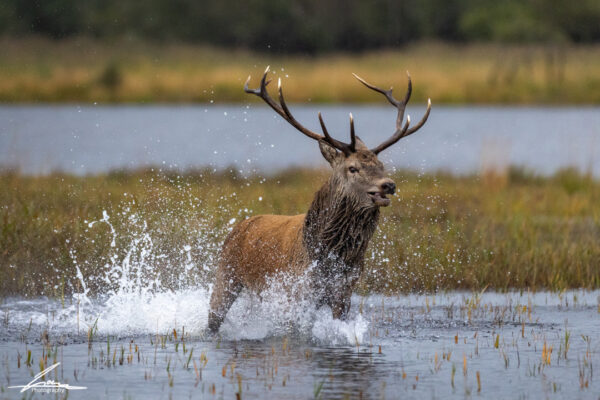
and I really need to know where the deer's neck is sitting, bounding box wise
[303,178,380,267]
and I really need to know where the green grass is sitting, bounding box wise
[2,37,600,104]
[1,167,599,297]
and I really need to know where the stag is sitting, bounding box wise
[208,67,431,333]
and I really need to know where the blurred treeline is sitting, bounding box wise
[1,0,599,53]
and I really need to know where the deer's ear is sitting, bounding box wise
[318,140,342,166]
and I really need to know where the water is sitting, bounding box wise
[1,105,599,176]
[2,104,600,399]
[1,291,598,399]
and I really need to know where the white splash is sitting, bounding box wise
[8,208,369,345]
[217,267,369,343]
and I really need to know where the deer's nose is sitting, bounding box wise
[381,180,396,195]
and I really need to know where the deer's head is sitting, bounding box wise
[245,67,431,208]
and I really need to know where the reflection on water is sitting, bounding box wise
[0,291,598,399]
[1,105,599,176]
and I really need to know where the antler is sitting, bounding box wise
[244,66,356,155]
[353,72,431,154]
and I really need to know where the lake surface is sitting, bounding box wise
[1,105,599,176]
[1,291,598,399]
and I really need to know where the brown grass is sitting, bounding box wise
[1,167,599,297]
[1,37,600,103]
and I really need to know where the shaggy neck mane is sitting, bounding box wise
[303,175,380,267]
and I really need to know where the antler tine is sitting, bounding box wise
[245,66,321,142]
[243,75,253,93]
[349,113,356,152]
[353,73,399,107]
[396,72,412,129]
[317,112,352,155]
[317,112,331,140]
[244,66,285,119]
[402,98,431,138]
[354,72,429,154]
[276,78,325,142]
[245,66,355,154]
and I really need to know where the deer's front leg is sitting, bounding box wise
[331,285,353,320]
[208,264,243,334]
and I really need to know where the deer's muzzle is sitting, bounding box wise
[368,178,396,207]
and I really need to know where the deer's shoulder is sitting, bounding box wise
[236,214,305,234]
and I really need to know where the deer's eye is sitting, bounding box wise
[349,166,359,174]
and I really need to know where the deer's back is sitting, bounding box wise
[219,214,308,292]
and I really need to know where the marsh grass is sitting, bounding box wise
[0,167,599,297]
[2,37,600,104]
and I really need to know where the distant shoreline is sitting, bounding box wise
[1,37,600,104]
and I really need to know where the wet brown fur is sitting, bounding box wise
[208,145,393,333]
